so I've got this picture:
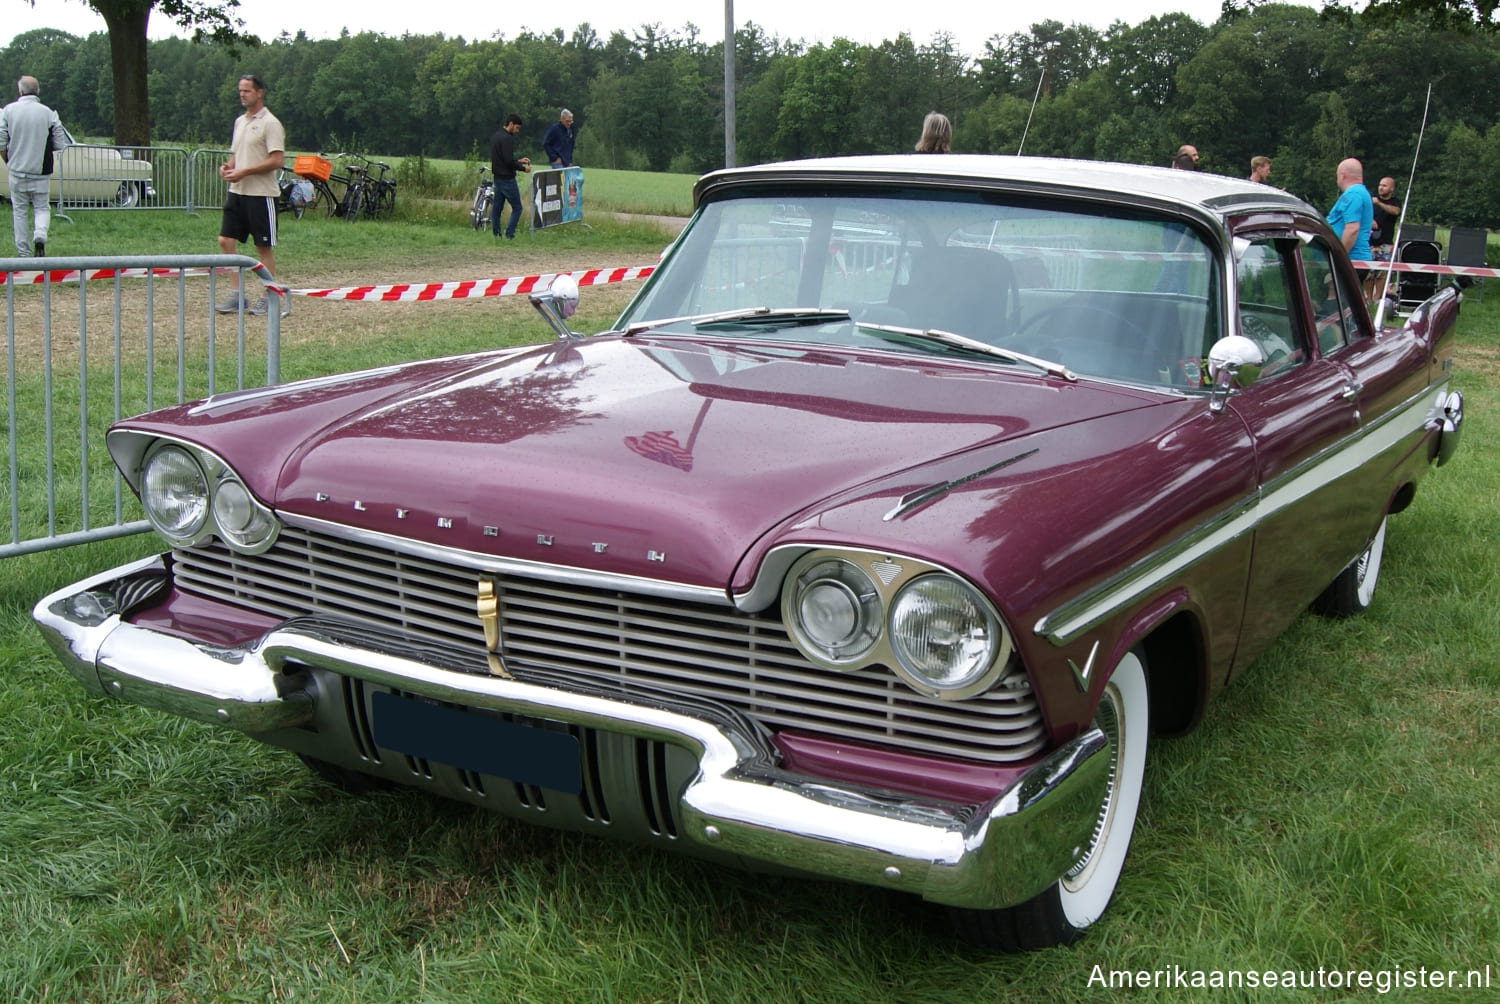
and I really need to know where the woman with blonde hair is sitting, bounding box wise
[915,111,951,153]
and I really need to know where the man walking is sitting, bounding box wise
[216,73,284,315]
[0,75,70,257]
[542,109,576,168]
[489,113,530,240]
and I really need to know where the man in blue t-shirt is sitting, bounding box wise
[1326,157,1373,262]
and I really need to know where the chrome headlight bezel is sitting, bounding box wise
[137,439,280,554]
[781,553,883,668]
[776,546,1015,701]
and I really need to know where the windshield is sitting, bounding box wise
[619,189,1223,388]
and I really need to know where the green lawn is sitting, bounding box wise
[2,213,1497,1001]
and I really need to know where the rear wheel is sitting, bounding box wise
[949,649,1149,950]
[114,182,141,208]
[1313,516,1387,617]
[343,187,363,223]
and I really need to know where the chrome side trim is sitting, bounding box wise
[1037,380,1448,644]
[281,512,732,607]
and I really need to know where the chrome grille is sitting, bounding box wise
[171,526,1046,763]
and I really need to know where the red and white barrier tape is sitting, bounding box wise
[296,266,653,301]
[1352,260,1500,278]
[1,265,653,300]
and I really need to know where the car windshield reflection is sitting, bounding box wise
[620,192,1223,388]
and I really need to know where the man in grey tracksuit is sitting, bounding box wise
[0,75,71,257]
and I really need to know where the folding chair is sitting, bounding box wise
[1445,226,1489,302]
[1397,223,1437,246]
[1396,240,1441,311]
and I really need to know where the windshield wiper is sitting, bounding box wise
[856,321,1077,381]
[623,307,850,336]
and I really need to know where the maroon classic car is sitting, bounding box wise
[35,156,1465,949]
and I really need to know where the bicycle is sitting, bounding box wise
[291,153,349,218]
[336,153,369,224]
[468,166,493,230]
[360,159,397,220]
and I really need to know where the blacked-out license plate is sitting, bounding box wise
[371,691,581,794]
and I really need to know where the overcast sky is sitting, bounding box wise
[8,0,1227,54]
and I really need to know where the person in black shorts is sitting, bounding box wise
[217,73,285,315]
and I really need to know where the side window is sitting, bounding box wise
[1301,240,1360,355]
[1236,239,1305,377]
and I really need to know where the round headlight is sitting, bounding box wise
[141,446,209,542]
[211,476,278,552]
[783,556,882,667]
[889,575,1005,697]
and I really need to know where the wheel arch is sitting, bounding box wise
[1137,610,1208,737]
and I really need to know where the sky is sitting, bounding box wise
[7,0,1229,54]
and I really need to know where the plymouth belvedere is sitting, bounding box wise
[34,156,1465,949]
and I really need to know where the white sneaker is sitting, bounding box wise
[215,292,247,314]
[247,297,268,316]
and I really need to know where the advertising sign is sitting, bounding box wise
[531,167,585,230]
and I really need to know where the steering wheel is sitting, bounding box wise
[1010,302,1156,380]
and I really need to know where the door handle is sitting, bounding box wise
[1340,381,1363,400]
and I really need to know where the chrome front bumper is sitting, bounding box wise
[34,555,1109,911]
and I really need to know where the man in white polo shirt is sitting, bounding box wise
[216,73,284,315]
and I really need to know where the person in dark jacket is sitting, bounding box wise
[488,113,531,239]
[542,109,576,168]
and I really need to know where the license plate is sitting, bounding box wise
[372,691,581,794]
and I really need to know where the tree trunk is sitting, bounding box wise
[97,2,153,146]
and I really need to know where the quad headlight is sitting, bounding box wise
[780,548,1014,700]
[139,441,279,553]
[783,555,882,666]
[141,445,210,542]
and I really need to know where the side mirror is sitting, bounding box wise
[1206,334,1265,412]
[529,273,581,339]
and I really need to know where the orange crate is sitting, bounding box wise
[293,155,331,181]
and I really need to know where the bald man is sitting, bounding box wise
[1326,157,1373,262]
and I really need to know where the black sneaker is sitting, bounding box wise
[33,238,45,257]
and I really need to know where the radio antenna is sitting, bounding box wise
[1374,82,1433,329]
[1017,64,1048,156]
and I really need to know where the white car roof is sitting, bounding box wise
[696,154,1314,219]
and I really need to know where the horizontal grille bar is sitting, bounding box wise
[171,526,1046,763]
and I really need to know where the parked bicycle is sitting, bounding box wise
[287,152,394,222]
[468,166,493,230]
[359,158,397,221]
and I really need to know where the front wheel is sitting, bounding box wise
[470,189,491,229]
[1312,516,1387,617]
[949,649,1150,951]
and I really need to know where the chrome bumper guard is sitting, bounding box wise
[34,556,1109,911]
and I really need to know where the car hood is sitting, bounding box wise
[120,336,1164,589]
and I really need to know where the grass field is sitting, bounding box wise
[3,210,1498,1002]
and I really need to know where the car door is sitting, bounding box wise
[1298,233,1434,514]
[1224,235,1366,669]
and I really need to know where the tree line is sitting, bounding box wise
[4,4,1499,227]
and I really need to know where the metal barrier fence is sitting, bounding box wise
[32,144,234,216]
[3,253,282,557]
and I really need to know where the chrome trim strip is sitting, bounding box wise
[34,564,1108,911]
[281,512,732,606]
[1037,380,1448,644]
[884,449,1039,521]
